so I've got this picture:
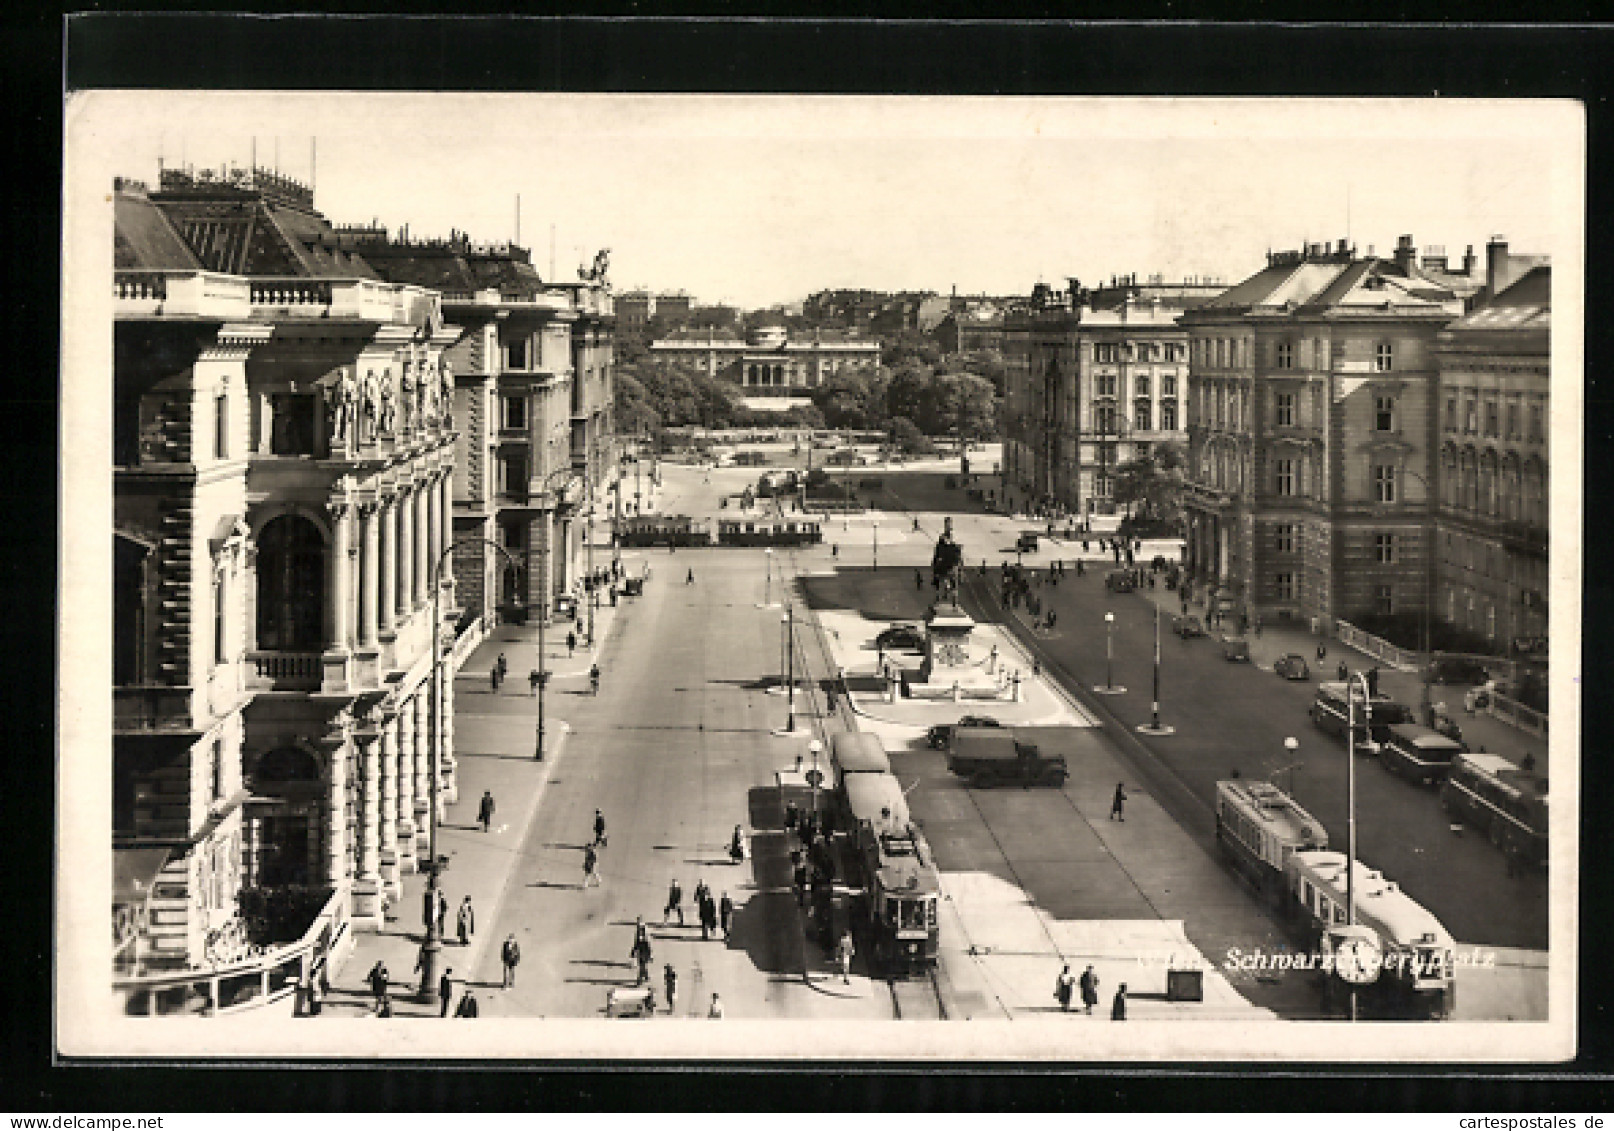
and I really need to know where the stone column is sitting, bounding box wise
[359,501,379,649]
[396,694,418,874]
[325,734,347,888]
[379,495,396,639]
[414,485,430,609]
[378,715,401,901]
[413,692,431,858]
[352,732,383,929]
[326,501,352,650]
[439,473,455,587]
[397,487,415,621]
[441,662,458,804]
[427,472,442,595]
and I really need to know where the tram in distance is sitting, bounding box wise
[1215,779,1456,1018]
[1440,751,1549,871]
[833,733,941,976]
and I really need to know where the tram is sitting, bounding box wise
[715,517,824,547]
[829,731,893,783]
[1286,849,1457,1019]
[1214,779,1329,907]
[841,769,940,975]
[1440,751,1548,870]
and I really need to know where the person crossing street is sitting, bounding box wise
[664,878,685,926]
[592,809,608,848]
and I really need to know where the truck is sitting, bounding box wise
[947,730,1068,789]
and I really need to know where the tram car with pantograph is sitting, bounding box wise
[840,768,940,975]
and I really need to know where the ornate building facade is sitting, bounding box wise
[1179,239,1474,630]
[113,169,466,1009]
[1431,264,1550,654]
[648,324,880,395]
[1002,280,1201,517]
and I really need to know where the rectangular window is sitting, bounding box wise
[1375,395,1396,432]
[1274,524,1296,554]
[214,394,229,459]
[1135,403,1152,433]
[1274,458,1295,496]
[269,394,316,456]
[1465,398,1478,434]
[1505,402,1519,440]
[1162,374,1177,396]
[1160,401,1177,431]
[1529,402,1544,441]
[213,574,226,667]
[506,337,528,370]
[1373,464,1398,503]
[1275,392,1295,427]
[1276,342,1294,369]
[502,395,527,430]
[1445,394,1458,432]
[500,454,527,494]
[1375,342,1394,372]
[1274,572,1295,601]
[501,523,523,550]
[1095,343,1116,363]
[1375,584,1395,616]
[1136,375,1151,397]
[1096,373,1117,398]
[1484,400,1500,437]
[1375,533,1397,564]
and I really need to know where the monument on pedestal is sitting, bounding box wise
[910,518,1004,700]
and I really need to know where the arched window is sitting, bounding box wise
[256,514,325,651]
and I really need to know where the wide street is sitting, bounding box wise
[448,443,1544,1023]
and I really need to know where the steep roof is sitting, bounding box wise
[1449,265,1550,332]
[150,188,377,279]
[114,190,202,271]
[1195,254,1460,318]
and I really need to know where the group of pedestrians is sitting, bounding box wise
[663,876,734,941]
[1054,962,1126,1019]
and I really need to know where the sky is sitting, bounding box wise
[71,93,1579,310]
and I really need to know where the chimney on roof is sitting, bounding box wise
[1463,244,1478,277]
[1486,235,1510,296]
[1394,234,1417,274]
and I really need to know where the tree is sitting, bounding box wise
[1114,441,1187,523]
[889,415,935,456]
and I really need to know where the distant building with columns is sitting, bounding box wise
[649,323,881,396]
[113,168,467,1007]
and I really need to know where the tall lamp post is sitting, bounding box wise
[759,546,776,608]
[419,536,521,1007]
[1095,610,1125,695]
[1278,735,1300,794]
[1136,602,1174,734]
[1336,669,1382,1021]
[872,519,880,572]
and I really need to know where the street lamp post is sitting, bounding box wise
[1136,602,1174,734]
[419,536,520,1007]
[1095,610,1125,695]
[1340,669,1377,1021]
[808,738,824,820]
[1282,735,1300,794]
[784,605,796,732]
[872,519,879,572]
[759,546,776,608]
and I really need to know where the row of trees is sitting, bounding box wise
[612,348,1007,454]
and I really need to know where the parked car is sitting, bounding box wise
[1221,636,1251,662]
[875,623,927,652]
[622,577,644,597]
[1173,614,1206,638]
[1427,656,1491,686]
[1274,653,1310,680]
[1105,570,1136,593]
[1017,532,1040,552]
[926,715,1003,749]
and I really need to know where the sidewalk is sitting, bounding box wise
[321,580,624,1018]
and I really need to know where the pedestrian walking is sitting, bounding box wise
[719,891,734,938]
[728,825,747,863]
[439,969,455,1018]
[490,664,500,693]
[708,992,725,1019]
[631,932,653,985]
[1338,661,1349,683]
[455,990,479,1017]
[700,893,717,941]
[435,887,448,937]
[792,859,808,906]
[567,630,577,656]
[1080,965,1099,1014]
[1111,984,1128,1021]
[529,669,541,696]
[1316,642,1328,662]
[589,663,600,695]
[664,878,685,926]
[664,964,679,1014]
[375,993,393,1018]
[686,568,695,585]
[456,894,474,946]
[592,808,608,847]
[836,930,855,983]
[1110,782,1128,821]
[497,652,508,683]
[367,960,391,1006]
[414,941,431,990]
[500,933,521,988]
[831,543,838,558]
[784,799,799,833]
[1055,964,1076,1011]
[478,789,496,833]
[582,844,601,887]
